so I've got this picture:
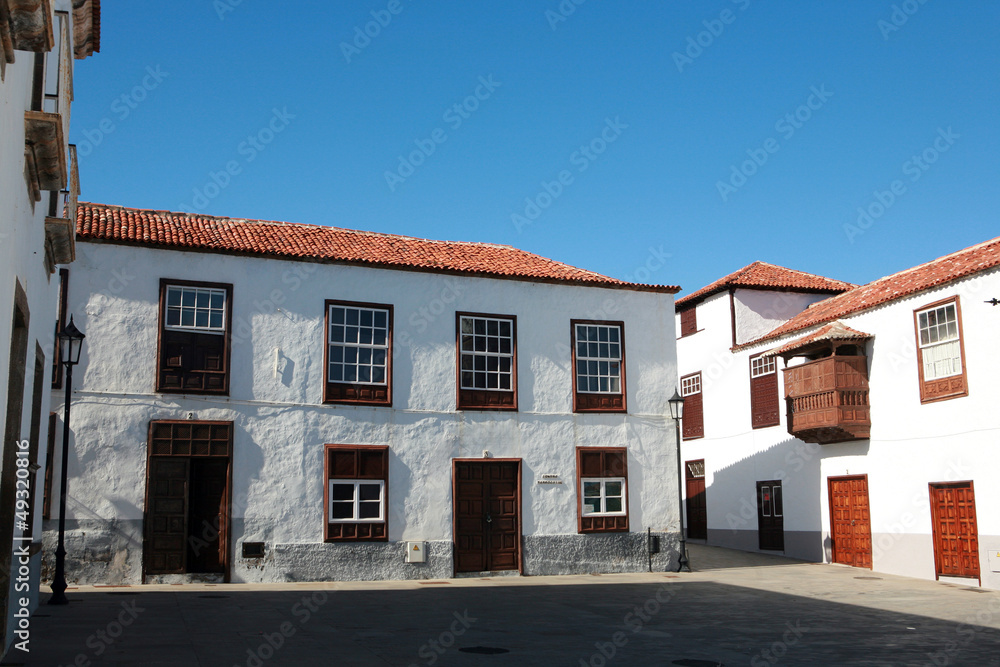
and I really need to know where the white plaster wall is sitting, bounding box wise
[681,265,1000,589]
[732,289,832,346]
[52,242,680,582]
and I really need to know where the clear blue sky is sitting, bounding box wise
[70,1,999,296]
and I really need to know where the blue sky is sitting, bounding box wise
[70,1,999,296]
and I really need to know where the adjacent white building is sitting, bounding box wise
[45,202,682,585]
[0,0,98,657]
[676,240,1000,589]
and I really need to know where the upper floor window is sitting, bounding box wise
[914,297,968,403]
[681,372,704,440]
[457,313,517,410]
[572,320,626,413]
[679,307,697,337]
[324,301,392,406]
[157,280,232,395]
[750,354,780,429]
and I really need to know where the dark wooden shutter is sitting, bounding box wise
[683,391,704,440]
[158,330,228,393]
[679,307,697,337]
[750,359,780,429]
[145,457,190,574]
[325,446,388,541]
[577,448,629,533]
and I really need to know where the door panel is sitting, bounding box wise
[930,482,980,579]
[756,480,784,551]
[828,475,873,569]
[685,460,707,540]
[145,458,189,574]
[454,461,521,572]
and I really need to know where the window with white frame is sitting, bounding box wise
[681,372,704,439]
[581,478,626,516]
[575,323,622,394]
[459,315,514,391]
[916,302,961,381]
[750,355,776,378]
[681,374,701,396]
[328,480,385,522]
[164,285,227,333]
[328,304,390,385]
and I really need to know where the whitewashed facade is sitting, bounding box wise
[0,0,98,657]
[45,204,682,585]
[677,242,1000,589]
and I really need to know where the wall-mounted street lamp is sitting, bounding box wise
[49,316,84,605]
[668,390,690,573]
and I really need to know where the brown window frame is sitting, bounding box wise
[913,296,968,404]
[455,312,517,411]
[155,279,233,395]
[749,354,780,429]
[323,300,393,406]
[678,306,697,338]
[571,320,627,414]
[324,444,389,542]
[681,371,704,440]
[576,447,629,534]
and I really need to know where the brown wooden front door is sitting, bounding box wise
[828,475,873,569]
[685,460,707,540]
[756,480,784,551]
[929,482,980,579]
[453,460,521,573]
[144,421,232,579]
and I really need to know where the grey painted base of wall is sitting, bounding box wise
[43,520,681,584]
[705,528,824,562]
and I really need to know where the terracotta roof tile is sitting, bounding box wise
[764,321,873,357]
[744,235,1000,349]
[675,261,854,308]
[76,203,679,293]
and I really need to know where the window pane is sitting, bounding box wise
[358,367,371,383]
[358,484,381,501]
[210,312,223,329]
[166,308,180,326]
[196,311,209,328]
[196,291,209,308]
[181,310,195,327]
[605,481,622,497]
[182,290,196,307]
[331,484,355,501]
[346,309,359,325]
[167,289,181,306]
[583,482,601,498]
[360,310,373,327]
[332,307,345,325]
[331,502,354,520]
[358,502,380,519]
[605,497,622,513]
[329,365,343,381]
[373,368,385,383]
[374,311,387,328]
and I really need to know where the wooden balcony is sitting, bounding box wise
[1,0,54,57]
[783,355,870,444]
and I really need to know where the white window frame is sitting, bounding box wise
[575,323,623,395]
[459,315,514,391]
[327,304,391,386]
[580,477,627,517]
[164,285,227,335]
[916,302,962,381]
[681,374,701,396]
[750,355,776,379]
[328,480,386,523]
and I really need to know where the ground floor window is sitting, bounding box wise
[325,445,389,541]
[576,447,629,533]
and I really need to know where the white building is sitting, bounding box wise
[45,202,682,585]
[676,240,1000,589]
[0,0,98,657]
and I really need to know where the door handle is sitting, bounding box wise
[486,512,493,524]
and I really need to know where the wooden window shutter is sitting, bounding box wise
[679,307,697,337]
[750,357,780,429]
[683,391,703,440]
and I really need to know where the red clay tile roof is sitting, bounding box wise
[744,235,1000,349]
[765,321,872,358]
[675,262,854,309]
[76,203,679,293]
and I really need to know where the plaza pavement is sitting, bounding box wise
[4,544,1000,666]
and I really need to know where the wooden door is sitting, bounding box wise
[685,460,707,540]
[828,475,873,569]
[453,460,521,573]
[145,457,190,574]
[756,480,784,551]
[929,482,980,579]
[187,459,229,573]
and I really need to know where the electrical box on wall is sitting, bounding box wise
[988,549,1000,573]
[406,541,427,563]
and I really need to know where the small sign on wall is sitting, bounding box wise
[537,473,563,485]
[988,549,1000,573]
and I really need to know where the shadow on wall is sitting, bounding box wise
[703,434,869,562]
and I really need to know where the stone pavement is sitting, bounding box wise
[5,544,1000,666]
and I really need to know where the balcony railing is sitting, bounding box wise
[783,355,870,444]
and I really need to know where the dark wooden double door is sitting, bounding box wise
[828,475,873,569]
[685,460,707,540]
[756,480,784,551]
[144,421,232,578]
[454,460,521,573]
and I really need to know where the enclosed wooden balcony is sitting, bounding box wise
[772,321,873,445]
